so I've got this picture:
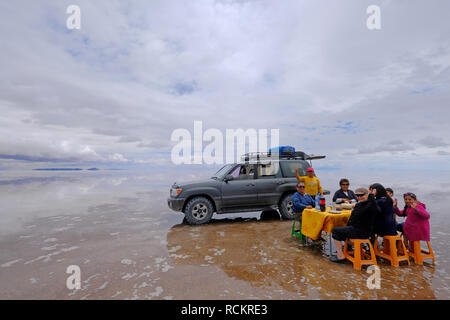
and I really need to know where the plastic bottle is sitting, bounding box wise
[319,195,326,212]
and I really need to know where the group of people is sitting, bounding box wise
[292,167,431,264]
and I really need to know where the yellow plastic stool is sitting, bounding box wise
[374,235,410,267]
[407,240,435,265]
[344,239,377,270]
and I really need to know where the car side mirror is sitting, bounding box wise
[224,174,234,182]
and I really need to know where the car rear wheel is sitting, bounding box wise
[279,193,295,220]
[183,197,214,225]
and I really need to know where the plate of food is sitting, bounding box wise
[341,203,354,210]
[328,210,342,214]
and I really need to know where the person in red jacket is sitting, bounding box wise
[394,192,430,243]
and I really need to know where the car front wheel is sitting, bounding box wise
[183,196,214,225]
[279,193,295,220]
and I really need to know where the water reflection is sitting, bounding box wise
[180,210,282,225]
[167,216,440,299]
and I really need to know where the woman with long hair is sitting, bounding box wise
[369,183,397,236]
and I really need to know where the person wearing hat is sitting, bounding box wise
[330,187,379,263]
[295,167,323,200]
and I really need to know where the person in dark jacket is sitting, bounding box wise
[330,188,379,263]
[370,183,397,237]
[332,178,357,202]
[292,181,315,219]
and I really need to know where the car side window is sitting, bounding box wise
[280,161,309,177]
[233,165,254,180]
[257,162,280,178]
[230,166,241,178]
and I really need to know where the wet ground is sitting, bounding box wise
[0,169,449,299]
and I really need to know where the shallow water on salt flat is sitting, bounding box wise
[0,169,449,299]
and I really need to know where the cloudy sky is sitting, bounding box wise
[1,0,449,171]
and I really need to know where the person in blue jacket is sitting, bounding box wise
[292,181,315,218]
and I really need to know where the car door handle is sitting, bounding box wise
[276,180,286,185]
[246,183,255,186]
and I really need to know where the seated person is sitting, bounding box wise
[386,187,398,208]
[330,188,379,263]
[332,178,357,203]
[239,166,248,178]
[291,182,315,219]
[394,192,430,244]
[370,183,397,237]
[233,165,253,180]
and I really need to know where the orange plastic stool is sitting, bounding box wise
[407,240,435,265]
[374,235,410,267]
[343,239,377,270]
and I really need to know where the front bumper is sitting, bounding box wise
[167,197,185,212]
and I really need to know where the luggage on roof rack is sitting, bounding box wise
[241,150,312,161]
[241,144,326,161]
[269,146,295,155]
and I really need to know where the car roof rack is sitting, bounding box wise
[241,151,325,162]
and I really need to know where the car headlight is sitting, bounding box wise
[170,188,182,197]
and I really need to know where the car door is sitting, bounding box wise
[221,164,258,208]
[254,162,285,205]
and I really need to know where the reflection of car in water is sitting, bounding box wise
[167,148,329,225]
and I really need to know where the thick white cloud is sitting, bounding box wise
[0,0,449,169]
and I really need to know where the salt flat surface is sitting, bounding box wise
[0,169,449,299]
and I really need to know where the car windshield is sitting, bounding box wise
[212,164,234,179]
